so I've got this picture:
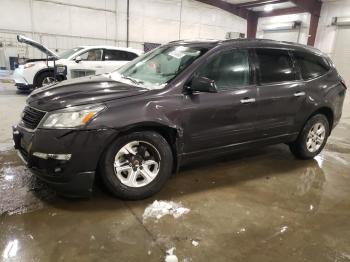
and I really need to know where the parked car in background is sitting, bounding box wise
[13,35,142,91]
[13,39,346,200]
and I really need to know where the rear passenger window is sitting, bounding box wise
[196,49,250,90]
[256,48,296,84]
[104,50,138,61]
[293,51,330,80]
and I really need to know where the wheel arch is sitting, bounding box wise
[307,107,334,134]
[33,68,54,87]
[98,122,181,174]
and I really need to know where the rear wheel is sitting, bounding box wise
[100,131,173,200]
[289,114,330,159]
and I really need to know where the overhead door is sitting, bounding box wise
[263,29,301,43]
[333,26,350,84]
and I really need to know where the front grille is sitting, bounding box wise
[21,106,46,130]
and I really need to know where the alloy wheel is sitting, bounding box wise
[42,76,55,86]
[306,122,326,153]
[113,141,161,188]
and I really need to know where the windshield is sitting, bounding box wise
[58,47,84,59]
[110,45,208,89]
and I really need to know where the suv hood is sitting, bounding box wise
[17,35,58,59]
[27,75,148,111]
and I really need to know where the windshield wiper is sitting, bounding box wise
[121,75,144,85]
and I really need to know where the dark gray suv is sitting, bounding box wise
[13,39,347,199]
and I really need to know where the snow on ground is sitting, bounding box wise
[142,200,190,221]
[165,247,178,262]
[191,240,199,247]
[0,142,14,152]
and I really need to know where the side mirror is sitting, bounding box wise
[188,76,218,93]
[75,56,82,63]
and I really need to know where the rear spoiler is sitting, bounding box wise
[17,35,58,59]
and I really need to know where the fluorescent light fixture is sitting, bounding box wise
[332,17,350,26]
[264,4,273,12]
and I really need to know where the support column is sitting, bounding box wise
[307,14,320,46]
[247,13,258,38]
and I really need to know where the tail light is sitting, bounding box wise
[340,76,347,89]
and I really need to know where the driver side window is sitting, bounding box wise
[196,49,250,90]
[78,49,103,61]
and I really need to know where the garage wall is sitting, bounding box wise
[315,0,350,56]
[128,0,247,47]
[314,0,350,85]
[0,0,246,69]
[256,13,311,45]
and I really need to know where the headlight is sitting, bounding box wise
[24,62,36,69]
[41,104,105,128]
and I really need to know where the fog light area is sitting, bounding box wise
[33,152,71,161]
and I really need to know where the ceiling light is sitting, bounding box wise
[264,5,273,12]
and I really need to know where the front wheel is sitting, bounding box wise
[99,131,173,200]
[36,71,55,88]
[289,114,330,159]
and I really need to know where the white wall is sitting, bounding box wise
[315,0,350,57]
[256,13,311,45]
[0,0,246,69]
[128,0,246,47]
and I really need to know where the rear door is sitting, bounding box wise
[103,49,138,72]
[183,48,259,153]
[253,48,306,137]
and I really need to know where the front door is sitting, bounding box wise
[69,48,105,78]
[183,48,259,154]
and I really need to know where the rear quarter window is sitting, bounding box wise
[104,50,138,61]
[293,51,330,80]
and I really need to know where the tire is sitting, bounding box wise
[35,71,55,88]
[289,114,330,160]
[99,131,173,200]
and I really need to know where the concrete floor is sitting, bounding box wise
[1,82,350,262]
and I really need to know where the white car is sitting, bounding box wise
[13,35,142,91]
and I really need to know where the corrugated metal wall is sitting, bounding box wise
[0,0,247,69]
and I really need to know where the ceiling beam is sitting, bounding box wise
[236,0,288,9]
[289,0,322,16]
[195,0,252,19]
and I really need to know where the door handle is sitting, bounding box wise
[95,66,103,68]
[294,91,306,97]
[240,97,256,104]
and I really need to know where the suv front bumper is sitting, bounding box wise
[13,68,33,91]
[12,125,117,197]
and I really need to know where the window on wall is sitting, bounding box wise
[79,49,103,61]
[255,48,296,84]
[293,51,330,80]
[196,49,250,90]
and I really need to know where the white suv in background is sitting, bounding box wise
[13,35,142,91]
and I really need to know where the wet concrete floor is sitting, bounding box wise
[1,83,350,261]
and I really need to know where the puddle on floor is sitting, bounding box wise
[0,149,57,216]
